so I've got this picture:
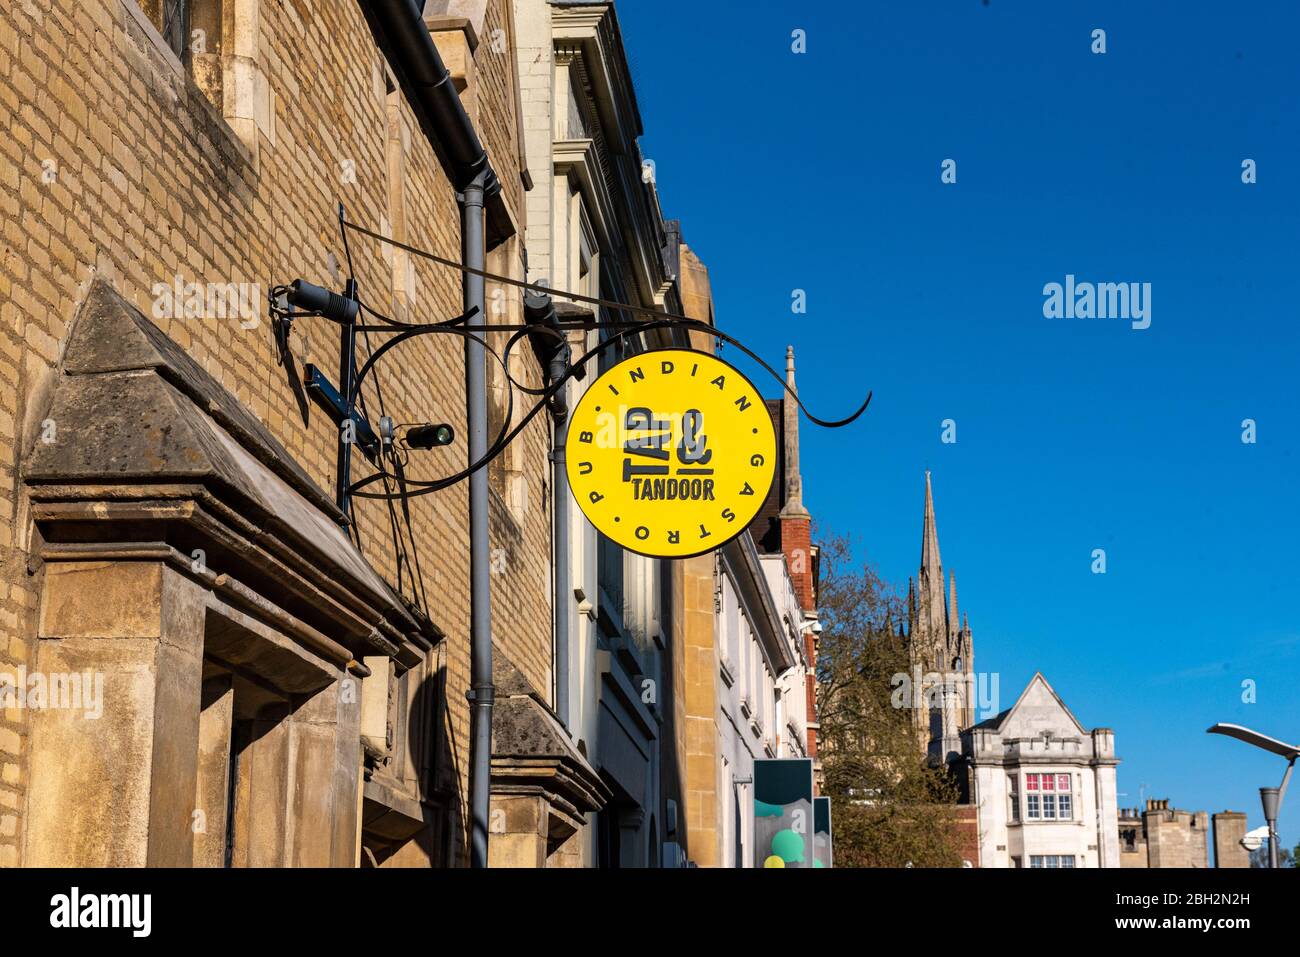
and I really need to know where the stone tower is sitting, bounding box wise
[906,472,975,764]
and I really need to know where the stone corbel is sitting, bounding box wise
[424,0,488,42]
[424,1,483,111]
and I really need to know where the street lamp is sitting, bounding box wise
[1206,722,1299,868]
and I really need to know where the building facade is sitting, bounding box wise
[897,475,1120,869]
[964,673,1121,868]
[1211,810,1250,868]
[513,0,700,867]
[0,0,814,871]
[511,0,825,870]
[0,0,638,868]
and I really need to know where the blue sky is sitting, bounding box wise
[616,1,1300,848]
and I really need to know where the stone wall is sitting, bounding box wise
[1119,800,1211,868]
[1212,810,1249,868]
[0,0,546,866]
[674,552,717,866]
[1143,800,1209,868]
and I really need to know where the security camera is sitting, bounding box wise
[405,423,456,449]
[285,279,359,324]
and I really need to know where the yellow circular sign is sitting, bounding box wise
[566,349,777,559]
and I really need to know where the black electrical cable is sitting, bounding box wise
[346,308,874,503]
[343,217,683,322]
[340,206,428,615]
[339,216,872,429]
[358,360,412,595]
[360,303,430,614]
[351,306,480,400]
[389,452,429,614]
[347,318,664,500]
[276,212,871,506]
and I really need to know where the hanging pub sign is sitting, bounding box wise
[813,795,833,868]
[752,757,814,869]
[565,349,777,559]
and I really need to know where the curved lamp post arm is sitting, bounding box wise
[1208,723,1299,868]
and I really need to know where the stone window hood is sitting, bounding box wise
[489,652,610,867]
[20,280,441,866]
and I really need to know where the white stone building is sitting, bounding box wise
[761,554,812,764]
[713,536,811,866]
[962,673,1121,868]
[512,0,819,868]
[514,0,702,867]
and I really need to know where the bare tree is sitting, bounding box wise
[817,534,965,867]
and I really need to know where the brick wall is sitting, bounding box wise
[779,515,814,611]
[951,804,980,866]
[0,0,546,866]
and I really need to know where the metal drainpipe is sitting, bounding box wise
[461,172,493,869]
[525,289,571,727]
[362,0,504,869]
[550,345,571,727]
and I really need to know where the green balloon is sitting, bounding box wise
[771,829,805,863]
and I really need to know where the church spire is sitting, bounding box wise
[779,346,809,519]
[921,470,941,575]
[918,471,947,642]
[908,472,975,760]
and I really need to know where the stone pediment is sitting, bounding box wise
[23,279,437,666]
[996,673,1088,740]
[52,280,340,520]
